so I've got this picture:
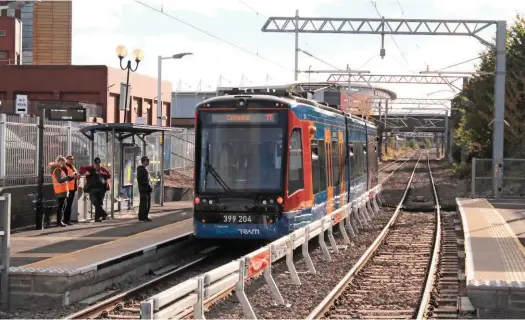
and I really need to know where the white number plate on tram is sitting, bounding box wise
[223,215,252,223]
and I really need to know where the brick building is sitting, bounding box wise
[0,0,72,65]
[0,15,21,65]
[0,65,173,125]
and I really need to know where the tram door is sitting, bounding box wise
[325,129,333,215]
[339,131,345,208]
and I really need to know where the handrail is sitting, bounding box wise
[140,184,384,319]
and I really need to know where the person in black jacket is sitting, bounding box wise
[137,156,153,222]
[80,157,111,222]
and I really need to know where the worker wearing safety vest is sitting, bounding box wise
[49,155,76,227]
[64,155,79,225]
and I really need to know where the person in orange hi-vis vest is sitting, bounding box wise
[49,155,76,227]
[64,155,79,225]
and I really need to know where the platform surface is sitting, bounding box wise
[10,201,193,271]
[457,198,525,288]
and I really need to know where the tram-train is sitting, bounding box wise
[192,83,379,240]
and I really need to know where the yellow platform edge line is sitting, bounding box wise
[484,198,525,258]
[20,218,191,269]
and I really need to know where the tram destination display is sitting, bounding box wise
[210,113,278,124]
[46,107,87,122]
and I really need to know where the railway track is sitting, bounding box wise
[65,247,219,319]
[378,151,414,173]
[308,152,443,319]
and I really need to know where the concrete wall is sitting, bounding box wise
[0,184,56,230]
[172,91,215,118]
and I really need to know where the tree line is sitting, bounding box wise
[452,14,525,163]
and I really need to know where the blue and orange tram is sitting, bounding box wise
[193,83,379,239]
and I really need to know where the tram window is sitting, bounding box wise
[288,128,304,195]
[341,142,347,183]
[358,143,365,177]
[349,143,355,179]
[318,140,327,191]
[332,141,340,186]
[353,142,363,179]
[311,140,320,194]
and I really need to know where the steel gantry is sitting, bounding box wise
[326,74,463,87]
[262,14,507,198]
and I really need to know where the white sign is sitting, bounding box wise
[15,94,28,115]
[119,83,131,111]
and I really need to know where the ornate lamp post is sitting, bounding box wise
[116,44,144,122]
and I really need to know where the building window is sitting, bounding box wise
[0,30,6,36]
[0,52,6,59]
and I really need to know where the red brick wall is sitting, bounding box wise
[0,65,107,114]
[0,16,18,65]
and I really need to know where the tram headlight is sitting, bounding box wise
[237,98,247,108]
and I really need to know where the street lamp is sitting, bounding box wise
[157,52,193,126]
[116,44,144,122]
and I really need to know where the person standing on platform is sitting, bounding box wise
[137,156,153,222]
[49,155,75,227]
[80,157,111,222]
[64,155,79,225]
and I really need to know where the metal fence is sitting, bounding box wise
[471,158,525,198]
[0,193,11,311]
[0,113,195,187]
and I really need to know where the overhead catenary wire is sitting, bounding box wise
[436,54,489,71]
[395,0,428,68]
[369,0,414,73]
[238,0,344,72]
[134,0,293,71]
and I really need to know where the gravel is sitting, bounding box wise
[325,213,435,319]
[206,209,396,319]
[0,242,259,319]
[430,160,469,205]
[206,150,467,320]
[1,152,469,319]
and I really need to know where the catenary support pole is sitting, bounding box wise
[493,21,507,199]
[111,128,116,218]
[157,55,162,126]
[294,9,299,81]
[36,108,45,230]
[444,110,449,159]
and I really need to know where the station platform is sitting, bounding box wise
[456,198,525,318]
[8,201,194,310]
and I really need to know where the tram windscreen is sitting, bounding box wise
[197,112,285,193]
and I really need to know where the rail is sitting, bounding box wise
[305,152,423,319]
[379,151,416,184]
[378,151,414,172]
[417,153,442,318]
[140,185,384,319]
[65,247,219,319]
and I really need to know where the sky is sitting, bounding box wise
[72,0,525,114]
